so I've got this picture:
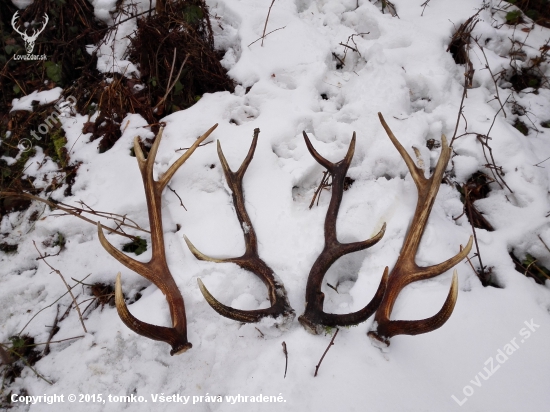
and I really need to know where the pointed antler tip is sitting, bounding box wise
[114,272,125,309]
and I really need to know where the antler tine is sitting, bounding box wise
[98,125,217,354]
[413,236,473,282]
[378,113,424,186]
[368,114,473,347]
[186,128,294,324]
[97,222,149,278]
[159,124,218,189]
[302,131,340,171]
[197,279,268,323]
[298,132,387,335]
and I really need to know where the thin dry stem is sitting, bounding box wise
[314,328,339,377]
[33,242,88,334]
[261,0,276,47]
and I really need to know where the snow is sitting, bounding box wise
[2,0,550,411]
[10,88,63,112]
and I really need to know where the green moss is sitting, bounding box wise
[48,128,68,167]
[54,232,66,249]
[122,237,147,255]
[526,9,539,20]
[16,147,37,168]
[522,253,550,283]
[506,10,523,24]
[323,326,334,335]
[514,119,529,136]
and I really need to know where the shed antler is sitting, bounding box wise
[298,132,388,335]
[184,128,294,323]
[368,113,473,347]
[98,124,218,355]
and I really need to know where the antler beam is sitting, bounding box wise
[98,124,218,355]
[184,128,295,323]
[367,113,473,347]
[298,132,388,335]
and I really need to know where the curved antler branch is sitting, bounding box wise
[185,128,294,324]
[298,132,387,335]
[368,270,458,345]
[368,114,473,347]
[115,273,191,355]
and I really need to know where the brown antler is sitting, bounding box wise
[98,124,218,355]
[184,128,295,323]
[367,113,473,347]
[298,131,388,335]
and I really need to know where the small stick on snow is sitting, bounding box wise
[33,242,88,334]
[168,185,187,211]
[43,305,60,356]
[261,0,276,47]
[538,235,550,254]
[282,341,288,378]
[420,0,431,16]
[19,274,91,335]
[0,192,147,240]
[248,26,286,47]
[314,328,339,377]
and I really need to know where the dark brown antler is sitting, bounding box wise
[368,113,473,347]
[184,128,295,323]
[298,131,388,335]
[98,124,218,355]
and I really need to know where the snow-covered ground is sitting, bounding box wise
[2,0,550,410]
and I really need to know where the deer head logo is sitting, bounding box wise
[11,11,49,54]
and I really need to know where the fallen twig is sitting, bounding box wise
[168,185,187,211]
[473,38,506,117]
[464,187,489,285]
[43,305,60,356]
[309,171,331,209]
[420,0,432,16]
[261,0,276,47]
[339,42,359,54]
[33,242,88,334]
[248,26,286,47]
[538,235,550,254]
[314,328,339,377]
[0,192,146,240]
[255,327,265,338]
[19,274,91,335]
[282,341,288,378]
[175,140,213,152]
[0,343,53,385]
